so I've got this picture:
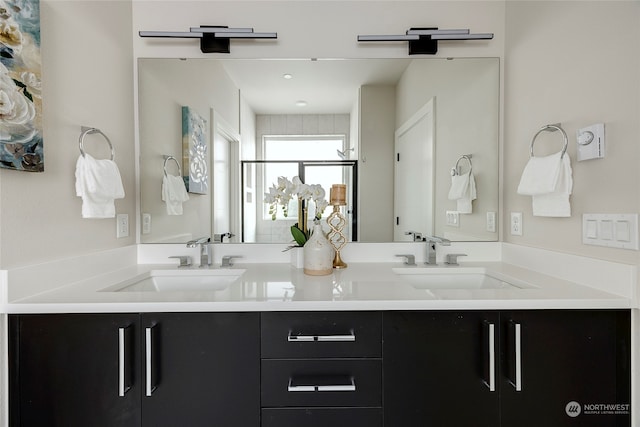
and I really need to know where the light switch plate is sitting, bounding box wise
[486,211,496,233]
[582,213,638,250]
[446,210,460,228]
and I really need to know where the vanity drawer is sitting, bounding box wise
[261,311,381,358]
[261,408,382,427]
[261,359,382,407]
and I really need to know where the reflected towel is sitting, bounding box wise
[517,151,572,217]
[448,171,477,214]
[75,154,125,218]
[162,174,189,215]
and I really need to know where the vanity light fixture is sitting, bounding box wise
[139,26,278,53]
[358,27,493,55]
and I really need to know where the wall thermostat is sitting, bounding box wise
[576,123,605,161]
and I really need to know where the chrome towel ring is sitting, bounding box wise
[163,155,182,177]
[530,124,568,158]
[451,154,473,176]
[79,126,115,161]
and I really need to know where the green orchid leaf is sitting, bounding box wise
[290,225,307,246]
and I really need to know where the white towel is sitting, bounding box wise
[75,154,125,218]
[517,151,572,217]
[162,174,189,215]
[448,171,477,214]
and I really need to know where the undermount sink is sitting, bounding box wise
[392,267,529,290]
[104,269,246,292]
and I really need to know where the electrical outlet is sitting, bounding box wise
[487,211,496,233]
[510,212,523,236]
[116,214,129,238]
[142,213,151,234]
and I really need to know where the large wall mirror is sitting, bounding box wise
[138,57,499,244]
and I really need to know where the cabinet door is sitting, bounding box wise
[9,314,140,427]
[384,311,500,427]
[140,312,260,427]
[500,310,631,427]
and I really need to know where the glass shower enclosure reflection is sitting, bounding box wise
[241,160,357,243]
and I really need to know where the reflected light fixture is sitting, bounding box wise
[295,100,308,107]
[139,26,278,53]
[358,27,493,55]
[283,73,293,80]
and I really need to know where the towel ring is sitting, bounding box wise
[79,126,115,161]
[530,124,568,159]
[451,154,473,176]
[163,155,182,177]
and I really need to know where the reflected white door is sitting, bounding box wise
[394,99,434,242]
[212,111,240,242]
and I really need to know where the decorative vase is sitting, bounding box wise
[303,222,334,276]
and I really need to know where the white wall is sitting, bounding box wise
[138,59,240,243]
[0,1,135,269]
[504,1,640,265]
[359,85,396,242]
[395,58,500,241]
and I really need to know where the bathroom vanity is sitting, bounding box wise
[5,261,633,427]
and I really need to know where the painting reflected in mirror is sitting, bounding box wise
[138,58,499,244]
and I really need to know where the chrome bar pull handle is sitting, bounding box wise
[145,326,157,397]
[514,322,522,391]
[488,323,496,392]
[118,327,131,397]
[482,321,496,392]
[288,331,356,342]
[287,378,356,392]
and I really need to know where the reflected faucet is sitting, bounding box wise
[186,236,212,268]
[405,231,424,242]
[424,235,451,265]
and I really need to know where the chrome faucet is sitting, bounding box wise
[424,235,451,265]
[186,236,212,268]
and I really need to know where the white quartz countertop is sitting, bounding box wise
[4,261,632,313]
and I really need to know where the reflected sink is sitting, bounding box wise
[392,267,529,290]
[104,269,246,292]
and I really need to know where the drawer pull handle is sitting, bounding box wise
[145,326,157,397]
[118,327,131,397]
[287,378,356,392]
[507,320,522,392]
[287,332,356,342]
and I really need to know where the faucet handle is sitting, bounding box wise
[444,253,467,266]
[395,254,416,266]
[169,255,192,268]
[221,255,242,268]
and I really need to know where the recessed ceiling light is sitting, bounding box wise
[295,100,307,107]
[283,73,293,79]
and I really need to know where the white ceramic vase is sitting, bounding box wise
[303,222,334,276]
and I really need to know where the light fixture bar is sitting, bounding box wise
[214,32,277,39]
[357,26,493,55]
[432,33,494,40]
[406,29,469,36]
[190,27,254,34]
[139,31,202,38]
[357,34,419,42]
[139,25,278,53]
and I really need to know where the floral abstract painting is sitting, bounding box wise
[181,106,208,194]
[0,0,42,172]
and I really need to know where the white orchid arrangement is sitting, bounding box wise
[264,176,329,246]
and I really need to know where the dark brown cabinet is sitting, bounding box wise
[260,311,383,427]
[9,309,630,427]
[383,310,631,427]
[9,312,260,427]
